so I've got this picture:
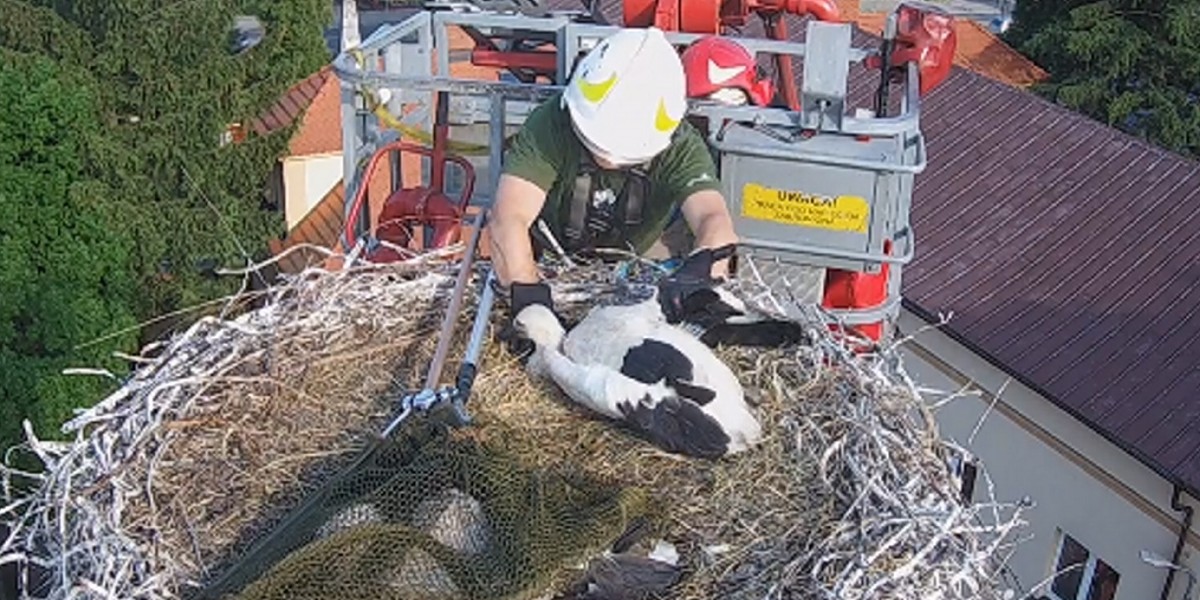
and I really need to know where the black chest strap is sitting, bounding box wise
[563,157,652,251]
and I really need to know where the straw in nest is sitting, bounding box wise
[0,245,1030,600]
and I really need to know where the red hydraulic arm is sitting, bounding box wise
[623,0,842,110]
[622,0,840,33]
[458,0,843,110]
[866,2,957,96]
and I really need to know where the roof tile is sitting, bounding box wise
[897,66,1200,493]
[247,66,332,137]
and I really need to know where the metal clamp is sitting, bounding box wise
[379,266,497,439]
[381,386,467,438]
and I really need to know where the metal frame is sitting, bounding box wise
[331,7,928,343]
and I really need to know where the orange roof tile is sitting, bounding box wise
[286,67,345,156]
[835,0,1047,88]
[948,19,1048,88]
[249,66,332,137]
[269,181,347,273]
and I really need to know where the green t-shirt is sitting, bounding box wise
[502,91,722,254]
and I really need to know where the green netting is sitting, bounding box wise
[199,407,653,600]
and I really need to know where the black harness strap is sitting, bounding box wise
[565,165,593,250]
[623,166,649,229]
[563,157,654,252]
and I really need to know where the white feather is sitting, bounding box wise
[514,296,763,456]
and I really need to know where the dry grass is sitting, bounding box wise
[0,247,1029,600]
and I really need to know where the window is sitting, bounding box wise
[1048,531,1120,600]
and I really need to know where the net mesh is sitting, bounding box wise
[204,411,653,600]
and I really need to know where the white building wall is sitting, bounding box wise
[895,308,1199,600]
[282,153,343,230]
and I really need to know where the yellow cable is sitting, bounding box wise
[348,48,494,156]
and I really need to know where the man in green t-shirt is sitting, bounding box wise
[486,26,741,350]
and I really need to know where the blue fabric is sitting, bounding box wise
[666,203,683,227]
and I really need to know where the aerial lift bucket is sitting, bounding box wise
[675,4,953,346]
[617,0,954,347]
[334,2,952,347]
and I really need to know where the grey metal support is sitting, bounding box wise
[431,11,455,76]
[487,90,507,206]
[339,82,364,250]
[800,21,853,132]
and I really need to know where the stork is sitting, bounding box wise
[513,294,764,460]
[665,284,810,349]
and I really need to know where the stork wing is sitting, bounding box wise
[619,339,716,406]
[536,348,732,459]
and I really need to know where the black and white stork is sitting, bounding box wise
[664,284,811,349]
[513,294,764,460]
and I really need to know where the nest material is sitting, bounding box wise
[0,246,1029,600]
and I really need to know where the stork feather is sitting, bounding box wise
[514,291,762,459]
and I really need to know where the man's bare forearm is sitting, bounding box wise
[489,215,541,287]
[487,174,547,288]
[682,190,739,278]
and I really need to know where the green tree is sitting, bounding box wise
[1004,0,1200,159]
[67,0,331,320]
[0,49,140,448]
[0,0,332,452]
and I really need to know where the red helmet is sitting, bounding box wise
[680,36,775,107]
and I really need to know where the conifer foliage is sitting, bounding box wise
[0,0,331,451]
[1005,0,1200,159]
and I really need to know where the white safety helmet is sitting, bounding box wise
[561,27,688,166]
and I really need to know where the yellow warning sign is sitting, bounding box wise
[741,183,870,233]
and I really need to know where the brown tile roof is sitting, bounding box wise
[269,182,347,273]
[904,66,1200,495]
[249,66,333,138]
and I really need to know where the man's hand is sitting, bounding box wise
[679,189,739,278]
[656,244,737,324]
[497,281,559,359]
[657,188,740,324]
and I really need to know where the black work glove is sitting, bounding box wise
[656,244,737,325]
[496,281,557,360]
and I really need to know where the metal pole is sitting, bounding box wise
[875,12,898,118]
[339,0,364,249]
[422,209,488,391]
[461,270,495,367]
[453,268,495,410]
[446,89,508,418]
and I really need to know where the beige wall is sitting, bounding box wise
[895,308,1199,600]
[282,153,344,230]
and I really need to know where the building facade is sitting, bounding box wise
[898,308,1199,600]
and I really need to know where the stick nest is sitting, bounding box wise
[1,248,1029,600]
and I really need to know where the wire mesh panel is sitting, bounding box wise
[201,416,651,600]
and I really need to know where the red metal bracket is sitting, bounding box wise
[343,140,477,256]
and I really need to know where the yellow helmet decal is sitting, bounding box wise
[578,72,618,104]
[654,98,680,133]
